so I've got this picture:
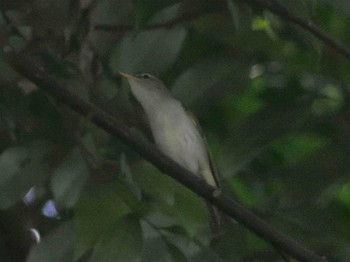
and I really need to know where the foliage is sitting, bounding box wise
[0,0,350,261]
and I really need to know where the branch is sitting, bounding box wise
[6,53,327,262]
[96,1,350,61]
[249,0,350,60]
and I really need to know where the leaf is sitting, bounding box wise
[228,178,261,207]
[120,153,142,200]
[160,230,202,261]
[270,133,329,165]
[112,5,186,74]
[93,0,134,24]
[335,182,350,207]
[90,215,142,262]
[171,56,246,106]
[51,147,89,209]
[134,0,180,27]
[148,2,182,25]
[172,187,209,237]
[165,241,189,262]
[142,222,172,262]
[26,221,75,262]
[0,142,49,209]
[226,0,240,31]
[132,161,176,206]
[325,0,350,14]
[74,183,131,259]
[132,161,208,236]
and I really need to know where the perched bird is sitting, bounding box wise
[120,72,226,231]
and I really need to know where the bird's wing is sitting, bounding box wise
[186,110,232,233]
[185,110,221,187]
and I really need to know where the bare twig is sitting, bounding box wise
[6,53,327,262]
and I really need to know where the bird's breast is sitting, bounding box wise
[147,105,208,176]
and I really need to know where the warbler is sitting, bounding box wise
[120,72,226,231]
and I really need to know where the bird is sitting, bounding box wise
[120,72,227,232]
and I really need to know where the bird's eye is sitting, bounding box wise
[141,73,150,79]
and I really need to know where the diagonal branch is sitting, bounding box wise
[249,0,350,60]
[96,0,350,61]
[5,53,327,262]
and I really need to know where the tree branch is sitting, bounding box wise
[249,0,350,60]
[96,1,350,61]
[5,53,327,262]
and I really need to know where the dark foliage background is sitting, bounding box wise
[0,0,349,261]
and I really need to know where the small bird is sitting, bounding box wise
[120,72,226,231]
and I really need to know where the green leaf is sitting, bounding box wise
[149,2,181,25]
[325,0,350,14]
[51,146,89,209]
[120,153,142,200]
[94,0,134,24]
[165,241,189,262]
[173,187,208,237]
[251,16,277,40]
[26,221,75,262]
[90,215,142,262]
[161,230,202,261]
[74,183,131,258]
[132,161,208,236]
[336,182,350,207]
[142,222,172,262]
[311,84,344,115]
[134,163,209,237]
[171,56,246,106]
[112,26,186,74]
[134,0,180,27]
[228,178,261,206]
[132,161,176,206]
[226,0,240,31]
[0,141,49,209]
[270,133,329,165]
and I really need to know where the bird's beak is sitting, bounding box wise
[119,71,134,80]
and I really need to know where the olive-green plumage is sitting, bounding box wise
[120,72,225,231]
